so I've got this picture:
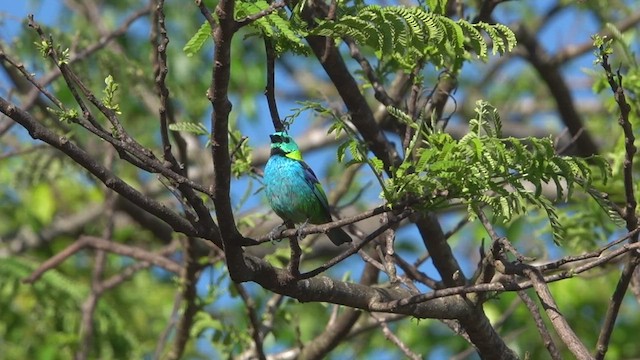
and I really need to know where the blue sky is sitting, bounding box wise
[0,1,61,39]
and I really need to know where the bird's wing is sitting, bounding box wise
[299,160,331,214]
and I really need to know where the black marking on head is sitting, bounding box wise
[270,134,282,143]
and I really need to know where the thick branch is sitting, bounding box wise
[297,0,401,174]
[242,253,471,319]
[198,0,256,288]
[299,262,379,360]
[524,267,593,359]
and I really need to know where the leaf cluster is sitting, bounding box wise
[184,0,310,57]
[310,5,517,71]
[237,0,309,54]
[168,121,208,135]
[382,101,613,244]
[183,2,516,72]
[102,75,122,115]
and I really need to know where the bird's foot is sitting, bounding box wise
[268,223,288,244]
[295,219,310,242]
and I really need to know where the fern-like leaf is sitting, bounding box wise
[168,121,208,135]
[310,6,516,71]
[380,100,615,246]
[184,21,212,57]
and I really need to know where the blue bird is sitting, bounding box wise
[263,132,352,245]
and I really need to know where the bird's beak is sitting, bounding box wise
[269,134,280,143]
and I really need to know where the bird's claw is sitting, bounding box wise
[268,223,287,244]
[295,219,310,242]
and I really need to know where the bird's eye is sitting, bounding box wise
[284,138,290,143]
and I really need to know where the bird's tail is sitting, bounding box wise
[327,227,352,246]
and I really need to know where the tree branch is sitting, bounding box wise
[517,291,561,360]
[298,262,379,360]
[166,237,201,360]
[264,37,283,131]
[297,0,402,174]
[0,96,199,237]
[478,208,591,359]
[23,235,183,284]
[372,312,421,360]
[515,25,599,157]
[76,152,117,360]
[202,0,256,269]
[235,283,267,360]
[595,47,638,360]
[551,11,640,66]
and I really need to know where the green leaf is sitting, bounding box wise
[378,100,614,245]
[235,0,308,54]
[426,0,446,15]
[184,21,212,57]
[309,6,516,71]
[168,121,208,135]
[29,183,56,224]
[102,75,121,114]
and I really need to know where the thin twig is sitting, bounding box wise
[595,47,639,360]
[298,210,412,279]
[100,240,181,292]
[298,262,380,360]
[515,24,598,157]
[264,37,283,131]
[154,290,183,359]
[235,283,267,360]
[522,266,593,360]
[262,294,284,339]
[517,290,561,360]
[403,63,422,151]
[166,237,201,360]
[376,232,640,309]
[537,228,639,272]
[394,253,440,289]
[0,144,48,160]
[371,313,422,360]
[320,0,336,63]
[28,15,214,197]
[0,47,64,109]
[151,0,218,248]
[255,202,397,244]
[346,39,394,106]
[76,149,117,360]
[476,206,590,359]
[235,1,286,29]
[358,249,386,273]
[23,235,183,283]
[444,217,469,240]
[378,213,399,283]
[551,11,640,66]
[152,0,177,163]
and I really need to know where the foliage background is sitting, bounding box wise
[1,0,639,359]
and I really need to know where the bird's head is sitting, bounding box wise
[269,132,303,161]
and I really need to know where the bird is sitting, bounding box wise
[263,131,352,246]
